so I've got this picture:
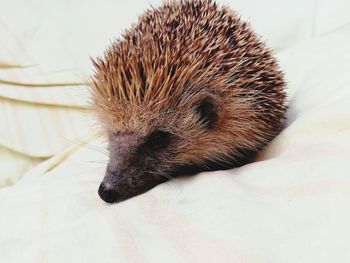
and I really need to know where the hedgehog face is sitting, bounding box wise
[97,94,223,203]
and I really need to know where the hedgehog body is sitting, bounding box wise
[91,0,286,203]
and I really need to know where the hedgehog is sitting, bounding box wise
[90,0,286,203]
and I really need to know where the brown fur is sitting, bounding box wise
[91,0,286,202]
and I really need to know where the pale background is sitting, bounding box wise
[1,1,350,262]
[1,0,350,73]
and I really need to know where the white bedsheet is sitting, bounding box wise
[1,22,350,262]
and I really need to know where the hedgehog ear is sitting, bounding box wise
[195,97,219,130]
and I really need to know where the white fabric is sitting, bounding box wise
[1,0,350,73]
[1,23,350,262]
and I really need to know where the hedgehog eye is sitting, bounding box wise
[195,98,218,130]
[147,130,172,150]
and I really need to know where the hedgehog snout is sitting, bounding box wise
[97,131,176,203]
[98,182,120,203]
[98,167,123,203]
[99,168,137,203]
[98,166,166,203]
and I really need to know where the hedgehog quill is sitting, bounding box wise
[90,0,286,203]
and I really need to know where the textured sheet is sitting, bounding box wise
[0,8,91,185]
[0,23,350,262]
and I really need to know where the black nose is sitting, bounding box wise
[98,183,120,203]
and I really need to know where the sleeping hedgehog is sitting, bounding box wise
[90,0,286,203]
